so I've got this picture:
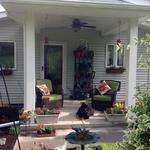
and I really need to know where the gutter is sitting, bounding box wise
[1,0,150,11]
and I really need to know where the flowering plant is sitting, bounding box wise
[19,109,32,121]
[106,101,127,114]
[35,107,60,115]
[37,124,55,135]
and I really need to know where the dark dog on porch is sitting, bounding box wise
[76,102,94,119]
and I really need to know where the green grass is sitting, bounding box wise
[74,144,116,150]
[98,143,116,150]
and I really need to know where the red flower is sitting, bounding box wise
[37,124,45,129]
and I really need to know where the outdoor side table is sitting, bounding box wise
[65,131,100,150]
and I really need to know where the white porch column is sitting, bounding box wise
[24,12,35,110]
[127,19,138,107]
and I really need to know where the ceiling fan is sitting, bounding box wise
[71,18,96,32]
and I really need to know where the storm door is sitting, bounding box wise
[44,45,62,93]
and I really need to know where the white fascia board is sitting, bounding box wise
[2,0,150,11]
[123,0,150,6]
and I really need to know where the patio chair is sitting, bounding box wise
[35,79,64,109]
[92,80,121,111]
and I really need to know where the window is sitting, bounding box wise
[0,41,16,69]
[106,44,124,68]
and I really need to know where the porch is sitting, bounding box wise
[1,0,149,110]
[13,100,126,150]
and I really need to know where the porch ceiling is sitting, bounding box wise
[2,1,150,33]
[36,14,129,33]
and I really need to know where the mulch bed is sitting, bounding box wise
[0,129,17,150]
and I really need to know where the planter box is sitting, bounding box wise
[104,111,126,123]
[35,114,59,124]
[37,130,56,137]
[106,68,125,74]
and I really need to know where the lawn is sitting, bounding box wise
[74,144,116,150]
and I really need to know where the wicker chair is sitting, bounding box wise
[35,79,64,109]
[92,80,121,111]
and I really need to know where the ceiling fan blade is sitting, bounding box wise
[82,25,96,28]
[81,22,88,25]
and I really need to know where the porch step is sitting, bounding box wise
[63,99,90,108]
[21,108,115,131]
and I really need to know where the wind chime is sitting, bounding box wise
[116,20,123,51]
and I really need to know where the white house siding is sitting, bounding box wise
[0,18,24,104]
[35,33,41,79]
[136,28,150,88]
[39,28,128,101]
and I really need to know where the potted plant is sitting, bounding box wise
[35,107,60,124]
[19,109,33,122]
[37,124,55,137]
[104,101,127,123]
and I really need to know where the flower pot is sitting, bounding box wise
[35,114,59,124]
[104,111,126,123]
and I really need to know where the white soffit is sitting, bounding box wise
[123,0,150,6]
[0,11,7,18]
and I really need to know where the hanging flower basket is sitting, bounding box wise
[106,67,125,74]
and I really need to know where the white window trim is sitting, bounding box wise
[0,41,16,70]
[115,45,125,68]
[40,41,67,93]
[105,43,115,68]
[106,43,125,68]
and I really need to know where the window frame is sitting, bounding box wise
[105,43,125,68]
[0,41,16,70]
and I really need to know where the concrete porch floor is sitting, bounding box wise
[13,100,126,150]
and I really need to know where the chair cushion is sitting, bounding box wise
[93,95,112,101]
[50,94,62,101]
[98,80,111,95]
[36,84,50,95]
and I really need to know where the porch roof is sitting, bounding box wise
[1,0,150,34]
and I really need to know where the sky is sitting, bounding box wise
[0,4,6,12]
